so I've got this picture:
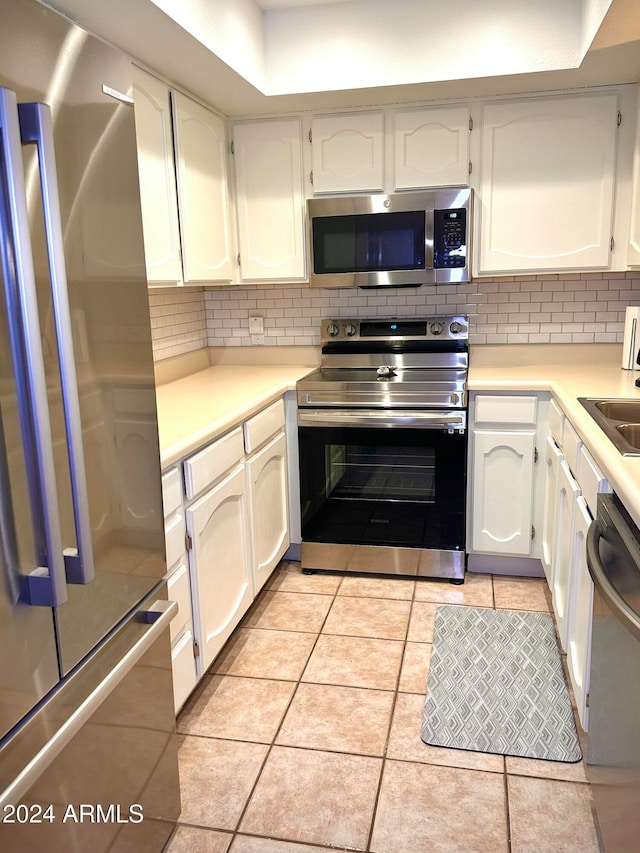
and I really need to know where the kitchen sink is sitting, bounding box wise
[579,398,640,456]
[594,400,640,422]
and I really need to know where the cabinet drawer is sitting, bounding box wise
[474,395,537,426]
[164,511,186,568]
[184,426,244,499]
[167,560,191,643]
[579,445,609,513]
[563,420,582,476]
[244,399,285,453]
[171,628,197,713]
[549,398,564,445]
[162,467,183,518]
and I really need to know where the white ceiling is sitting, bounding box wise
[44,0,640,116]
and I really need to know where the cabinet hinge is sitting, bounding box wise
[468,161,472,176]
[308,128,313,143]
[185,532,193,551]
[534,446,539,463]
[531,525,536,541]
[193,640,200,658]
[237,252,241,267]
[610,236,615,252]
[230,140,235,155]
[586,691,590,708]
[617,110,622,127]
[310,169,314,185]
[468,116,473,132]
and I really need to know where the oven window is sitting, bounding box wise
[299,425,466,550]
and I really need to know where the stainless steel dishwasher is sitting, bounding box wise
[586,492,640,852]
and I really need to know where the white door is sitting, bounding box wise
[186,464,253,672]
[132,68,182,284]
[552,460,581,650]
[471,430,536,555]
[311,112,384,193]
[566,495,594,731]
[394,106,470,189]
[247,431,290,594]
[541,435,563,587]
[479,94,618,273]
[172,92,234,283]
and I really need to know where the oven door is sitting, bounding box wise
[298,411,467,562]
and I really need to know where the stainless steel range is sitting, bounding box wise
[296,316,469,581]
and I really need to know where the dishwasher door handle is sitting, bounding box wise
[586,518,640,642]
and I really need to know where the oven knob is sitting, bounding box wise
[430,321,444,336]
[327,323,340,337]
[450,321,463,335]
[345,323,357,337]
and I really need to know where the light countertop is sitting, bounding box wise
[469,357,640,528]
[155,344,640,528]
[156,363,315,469]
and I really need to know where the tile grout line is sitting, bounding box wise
[227,565,346,847]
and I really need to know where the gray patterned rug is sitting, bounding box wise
[421,605,582,762]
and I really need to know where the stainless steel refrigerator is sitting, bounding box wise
[0,0,180,849]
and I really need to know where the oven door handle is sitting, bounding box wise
[297,409,466,430]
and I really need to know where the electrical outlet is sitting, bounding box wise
[248,315,264,335]
[251,333,265,345]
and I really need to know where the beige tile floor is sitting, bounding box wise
[166,563,601,853]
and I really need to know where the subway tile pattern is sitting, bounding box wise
[167,565,600,852]
[149,274,640,360]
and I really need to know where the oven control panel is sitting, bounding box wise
[321,316,468,343]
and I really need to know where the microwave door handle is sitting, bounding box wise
[0,87,67,606]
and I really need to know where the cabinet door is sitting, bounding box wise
[186,464,253,672]
[628,88,640,266]
[172,92,233,283]
[247,431,290,594]
[311,112,384,193]
[479,94,618,273]
[541,434,563,588]
[132,68,182,284]
[552,460,581,650]
[471,430,536,555]
[233,119,306,281]
[566,495,594,731]
[394,106,469,189]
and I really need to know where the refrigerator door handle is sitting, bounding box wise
[0,597,177,807]
[18,101,94,587]
[0,86,67,607]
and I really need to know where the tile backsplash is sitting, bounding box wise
[148,273,640,361]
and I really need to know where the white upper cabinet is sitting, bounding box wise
[311,112,384,193]
[132,68,182,285]
[394,106,470,189]
[479,94,618,273]
[628,87,640,266]
[172,92,234,283]
[232,119,306,281]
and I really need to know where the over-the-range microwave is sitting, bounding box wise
[307,188,472,289]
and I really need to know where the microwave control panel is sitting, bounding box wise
[434,208,467,269]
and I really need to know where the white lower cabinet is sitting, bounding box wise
[541,435,563,585]
[552,460,581,648]
[186,464,253,673]
[246,431,290,594]
[471,429,536,555]
[566,495,594,731]
[162,467,197,712]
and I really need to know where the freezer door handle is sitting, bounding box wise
[0,87,67,606]
[0,598,178,808]
[18,101,94,587]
